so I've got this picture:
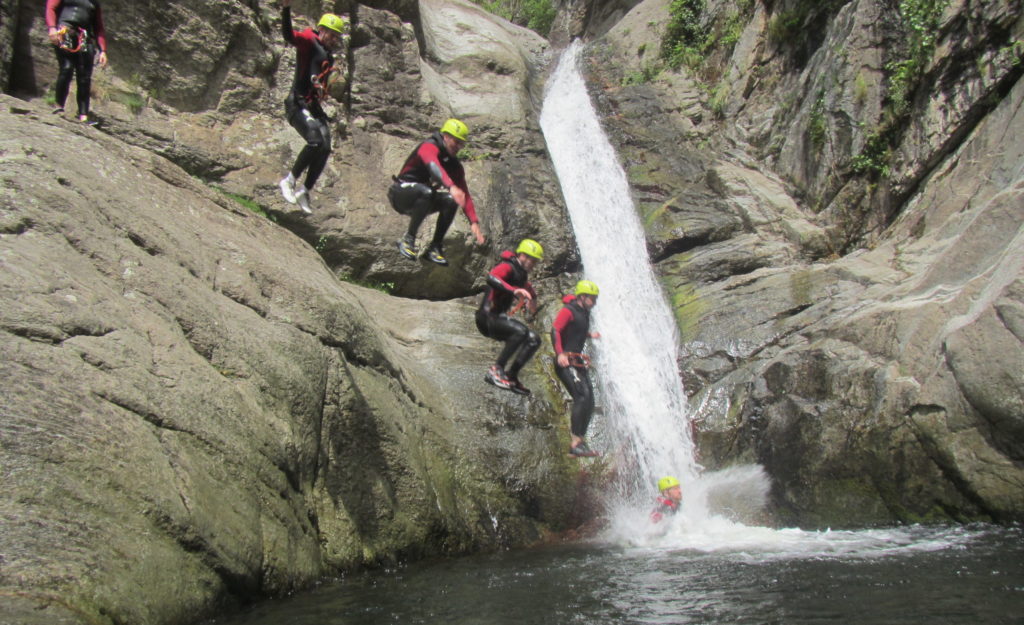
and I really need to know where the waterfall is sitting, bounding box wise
[539,42,698,508]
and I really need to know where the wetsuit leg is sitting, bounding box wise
[53,47,76,109]
[388,180,434,235]
[405,189,442,240]
[506,328,540,378]
[482,314,533,370]
[474,309,491,337]
[286,99,332,190]
[556,365,595,438]
[429,192,459,249]
[73,47,95,117]
[300,117,331,190]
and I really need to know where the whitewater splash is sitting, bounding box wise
[539,41,698,506]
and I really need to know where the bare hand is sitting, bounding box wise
[513,288,532,302]
[557,353,570,367]
[97,51,108,68]
[470,222,485,245]
[590,331,601,339]
[449,185,466,208]
[48,28,61,45]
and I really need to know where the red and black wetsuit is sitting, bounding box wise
[46,0,107,117]
[282,6,335,191]
[475,251,539,379]
[388,132,478,249]
[650,495,680,523]
[552,294,595,439]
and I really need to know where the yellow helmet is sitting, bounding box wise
[515,239,543,260]
[657,476,680,492]
[440,118,469,142]
[318,13,348,34]
[575,280,599,296]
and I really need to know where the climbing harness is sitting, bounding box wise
[56,25,87,53]
[308,60,339,103]
[564,352,591,368]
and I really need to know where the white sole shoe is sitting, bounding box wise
[279,177,297,204]
[295,189,312,214]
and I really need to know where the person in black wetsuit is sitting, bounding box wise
[650,476,682,523]
[277,0,348,214]
[388,118,485,266]
[45,0,108,124]
[551,280,602,457]
[476,239,543,395]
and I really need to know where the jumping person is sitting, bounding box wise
[476,239,543,394]
[388,118,485,265]
[552,280,601,457]
[45,0,108,124]
[278,0,348,214]
[650,476,682,523]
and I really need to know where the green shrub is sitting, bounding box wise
[850,131,891,178]
[660,0,708,70]
[886,0,948,115]
[808,92,827,149]
[216,188,276,221]
[473,0,555,36]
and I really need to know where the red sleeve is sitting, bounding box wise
[416,142,455,188]
[551,307,574,354]
[488,262,517,294]
[94,5,107,52]
[448,165,477,223]
[461,188,477,224]
[46,0,61,28]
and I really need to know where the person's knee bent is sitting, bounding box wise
[524,330,540,351]
[436,192,458,218]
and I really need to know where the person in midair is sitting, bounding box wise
[277,0,348,214]
[45,0,108,124]
[650,476,682,523]
[552,280,601,457]
[388,118,485,265]
[476,239,543,394]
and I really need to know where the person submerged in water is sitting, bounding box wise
[650,476,682,523]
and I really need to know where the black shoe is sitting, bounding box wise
[569,441,599,457]
[397,237,418,260]
[425,245,449,266]
[506,377,530,395]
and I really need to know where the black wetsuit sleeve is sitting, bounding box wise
[487,263,518,295]
[427,162,446,187]
[309,44,331,84]
[282,6,295,44]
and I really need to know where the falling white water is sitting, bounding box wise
[540,41,697,504]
